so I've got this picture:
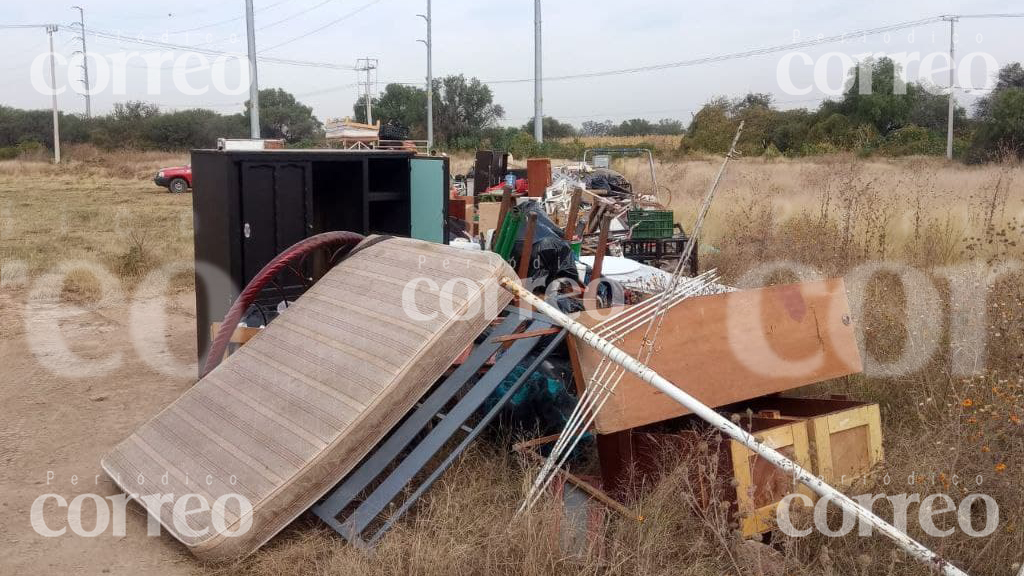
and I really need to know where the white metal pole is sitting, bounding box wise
[72,6,91,118]
[366,65,374,125]
[946,16,957,160]
[47,25,61,164]
[501,278,971,576]
[426,0,433,150]
[533,0,543,143]
[245,0,261,139]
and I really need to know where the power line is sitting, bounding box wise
[952,13,1024,19]
[380,12,1016,87]
[258,0,342,30]
[479,16,945,85]
[63,25,356,70]
[191,0,343,48]
[260,0,387,52]
[296,82,361,98]
[165,0,291,34]
[503,97,827,122]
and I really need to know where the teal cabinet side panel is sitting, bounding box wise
[410,158,445,244]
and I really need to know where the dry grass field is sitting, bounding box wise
[1,149,1022,576]
[556,134,685,151]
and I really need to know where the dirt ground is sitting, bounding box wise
[1,155,201,575]
[0,286,199,575]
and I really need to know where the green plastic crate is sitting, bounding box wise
[628,210,675,239]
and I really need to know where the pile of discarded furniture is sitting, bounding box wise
[457,149,698,282]
[101,144,969,576]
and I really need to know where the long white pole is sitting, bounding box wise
[426,0,433,150]
[72,7,91,118]
[501,278,971,576]
[533,0,543,143]
[47,25,61,164]
[245,0,261,139]
[945,16,957,160]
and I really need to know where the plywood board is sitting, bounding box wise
[102,237,515,561]
[574,280,862,434]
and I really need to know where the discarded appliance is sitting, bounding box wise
[191,148,449,370]
[103,237,515,561]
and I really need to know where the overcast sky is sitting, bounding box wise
[1,0,1020,126]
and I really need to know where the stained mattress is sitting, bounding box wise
[102,237,516,560]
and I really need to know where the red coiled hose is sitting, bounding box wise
[201,231,366,378]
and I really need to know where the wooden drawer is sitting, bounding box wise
[726,416,815,536]
[733,396,884,486]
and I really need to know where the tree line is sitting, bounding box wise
[684,59,1024,163]
[1,61,1021,162]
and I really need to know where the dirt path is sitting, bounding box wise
[1,288,201,576]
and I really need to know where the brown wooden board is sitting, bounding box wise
[527,158,552,198]
[574,280,862,434]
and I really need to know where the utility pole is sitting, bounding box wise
[944,15,958,161]
[418,0,433,150]
[46,25,61,164]
[71,6,91,118]
[356,58,378,125]
[245,0,261,139]
[533,0,543,143]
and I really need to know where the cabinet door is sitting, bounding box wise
[410,157,446,244]
[240,161,312,285]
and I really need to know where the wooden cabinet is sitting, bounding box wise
[191,149,449,371]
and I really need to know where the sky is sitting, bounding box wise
[1,0,1021,126]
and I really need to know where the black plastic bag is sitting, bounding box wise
[509,202,581,290]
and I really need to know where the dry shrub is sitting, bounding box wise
[210,442,736,576]
[113,228,157,281]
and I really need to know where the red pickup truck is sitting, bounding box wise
[154,165,192,193]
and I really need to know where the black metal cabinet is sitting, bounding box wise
[191,149,448,371]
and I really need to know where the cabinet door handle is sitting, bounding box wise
[244,223,252,238]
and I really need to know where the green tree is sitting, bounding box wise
[246,88,323,143]
[354,83,428,137]
[615,118,655,136]
[838,57,913,135]
[769,108,814,154]
[433,75,504,145]
[686,97,736,153]
[145,109,247,150]
[519,116,577,138]
[972,62,1024,160]
[654,118,685,135]
[975,62,1024,119]
[580,120,614,137]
